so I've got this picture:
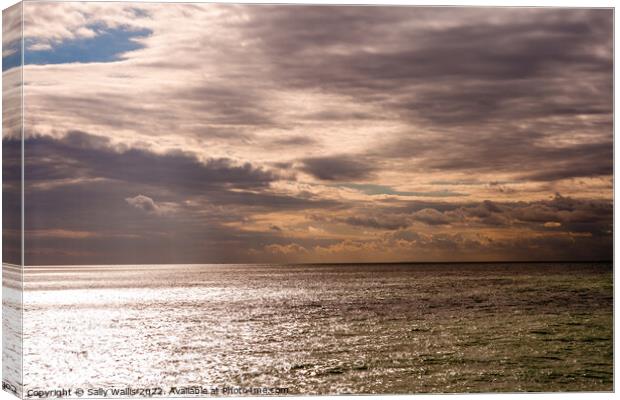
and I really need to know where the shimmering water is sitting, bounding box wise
[6,263,614,394]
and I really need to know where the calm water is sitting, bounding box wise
[4,263,613,395]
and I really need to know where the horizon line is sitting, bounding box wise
[7,259,614,268]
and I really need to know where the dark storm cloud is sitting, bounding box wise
[300,155,375,181]
[24,131,342,211]
[25,131,277,192]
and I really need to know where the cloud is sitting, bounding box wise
[337,183,467,197]
[264,243,309,255]
[20,6,611,190]
[25,131,279,194]
[400,194,612,235]
[340,216,410,231]
[300,155,375,181]
[411,208,452,226]
[125,194,174,215]
[252,224,612,263]
[269,136,317,147]
[21,3,150,51]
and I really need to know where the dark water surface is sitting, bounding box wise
[10,262,613,394]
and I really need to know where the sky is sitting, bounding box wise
[1,3,613,265]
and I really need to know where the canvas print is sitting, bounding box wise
[2,2,613,397]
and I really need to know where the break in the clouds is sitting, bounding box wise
[3,3,612,264]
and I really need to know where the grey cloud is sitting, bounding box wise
[25,131,343,211]
[379,195,611,237]
[246,8,610,91]
[411,208,452,226]
[300,155,375,181]
[304,110,381,122]
[239,7,611,182]
[382,228,611,262]
[177,84,278,127]
[270,136,317,147]
[379,132,612,182]
[26,131,278,193]
[335,194,611,239]
[337,183,467,197]
[410,195,611,235]
[340,216,409,231]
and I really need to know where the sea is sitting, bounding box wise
[2,262,613,395]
